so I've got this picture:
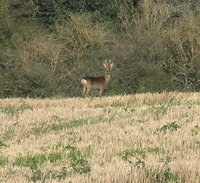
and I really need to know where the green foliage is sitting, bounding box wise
[161,98,181,107]
[31,126,48,136]
[0,141,7,148]
[13,146,90,181]
[0,156,8,166]
[164,11,200,90]
[0,103,32,116]
[122,147,162,160]
[121,147,162,167]
[27,116,104,138]
[65,145,91,174]
[145,147,161,154]
[0,0,200,97]
[121,146,179,182]
[144,98,182,119]
[69,116,104,128]
[13,152,64,181]
[122,148,146,160]
[2,127,15,140]
[149,168,179,183]
[191,125,200,136]
[150,105,169,120]
[69,119,89,128]
[46,167,68,180]
[120,147,163,171]
[156,122,180,134]
[13,152,63,167]
[51,123,68,131]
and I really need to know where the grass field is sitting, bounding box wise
[0,92,200,183]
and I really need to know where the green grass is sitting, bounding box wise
[12,145,91,181]
[13,152,63,167]
[2,127,15,140]
[0,156,8,166]
[68,116,105,128]
[155,122,180,134]
[28,116,105,137]
[148,168,179,183]
[0,103,32,116]
[0,141,7,148]
[65,145,91,174]
[191,125,200,136]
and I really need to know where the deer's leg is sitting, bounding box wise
[99,88,104,97]
[82,85,87,97]
[85,88,90,97]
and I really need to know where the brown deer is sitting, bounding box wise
[81,59,114,97]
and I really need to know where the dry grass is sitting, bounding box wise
[0,92,200,183]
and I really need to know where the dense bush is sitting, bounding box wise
[0,0,200,97]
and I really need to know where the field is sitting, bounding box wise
[0,92,200,183]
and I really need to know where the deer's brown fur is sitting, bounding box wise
[81,60,114,97]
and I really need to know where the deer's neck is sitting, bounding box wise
[105,73,111,82]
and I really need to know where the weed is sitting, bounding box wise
[51,123,68,131]
[94,104,108,108]
[111,102,127,108]
[144,98,181,107]
[29,117,104,136]
[69,116,105,128]
[149,168,179,183]
[65,145,91,174]
[196,141,200,148]
[68,119,89,128]
[111,101,135,112]
[0,156,8,166]
[0,103,32,116]
[13,152,64,181]
[31,126,48,135]
[48,153,62,163]
[13,154,44,167]
[13,152,63,167]
[191,125,200,136]
[121,148,146,167]
[122,148,146,161]
[2,127,15,140]
[47,167,68,180]
[155,122,180,134]
[162,98,181,107]
[146,147,161,154]
[0,141,7,148]
[144,98,181,119]
[150,105,168,119]
[51,116,103,131]
[160,156,172,165]
[67,131,82,144]
[29,165,43,182]
[121,147,162,167]
[194,101,200,105]
[29,117,69,136]
[17,103,33,112]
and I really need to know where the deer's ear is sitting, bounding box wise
[110,63,114,68]
[103,63,107,69]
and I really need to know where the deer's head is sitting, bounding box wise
[103,59,114,72]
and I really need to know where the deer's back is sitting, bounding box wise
[82,76,106,89]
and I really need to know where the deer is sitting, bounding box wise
[81,59,114,97]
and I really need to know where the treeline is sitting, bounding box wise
[0,0,200,97]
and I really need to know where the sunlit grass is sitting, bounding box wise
[0,92,200,182]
